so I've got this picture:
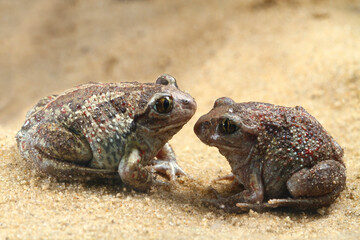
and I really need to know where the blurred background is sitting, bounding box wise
[1,0,359,130]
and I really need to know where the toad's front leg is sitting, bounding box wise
[118,148,154,192]
[206,159,265,213]
[150,143,187,180]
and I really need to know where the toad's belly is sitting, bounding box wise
[88,134,126,170]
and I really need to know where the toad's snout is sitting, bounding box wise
[182,97,196,112]
[194,115,213,142]
[178,93,197,117]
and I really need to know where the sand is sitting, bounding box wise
[0,0,359,239]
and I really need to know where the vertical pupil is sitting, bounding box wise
[224,119,229,130]
[221,118,236,133]
[155,96,173,113]
[163,98,169,110]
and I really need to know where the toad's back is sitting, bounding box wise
[16,82,163,170]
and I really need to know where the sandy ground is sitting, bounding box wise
[0,0,359,239]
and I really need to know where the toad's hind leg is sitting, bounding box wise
[16,123,120,181]
[279,160,345,209]
[272,160,345,210]
[22,123,118,180]
[33,122,93,164]
[235,186,344,212]
[28,148,117,180]
[287,160,346,198]
[236,160,346,212]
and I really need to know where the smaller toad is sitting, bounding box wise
[194,98,345,212]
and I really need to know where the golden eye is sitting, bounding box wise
[155,96,173,114]
[219,118,237,134]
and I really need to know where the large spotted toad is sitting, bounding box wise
[194,98,345,212]
[16,74,196,191]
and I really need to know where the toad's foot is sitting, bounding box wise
[212,173,244,192]
[150,143,187,180]
[150,159,187,180]
[202,187,250,213]
[206,191,346,213]
[266,185,344,210]
[212,173,235,182]
[235,187,344,212]
[204,189,274,213]
[235,202,275,212]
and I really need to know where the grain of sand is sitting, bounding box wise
[0,0,359,239]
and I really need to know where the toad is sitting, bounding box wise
[194,98,345,212]
[17,74,196,191]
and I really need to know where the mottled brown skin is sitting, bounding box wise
[16,74,197,191]
[194,98,345,212]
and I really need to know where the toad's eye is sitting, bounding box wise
[155,96,173,114]
[219,118,237,134]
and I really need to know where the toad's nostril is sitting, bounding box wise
[194,120,210,136]
[182,99,189,105]
[202,121,211,129]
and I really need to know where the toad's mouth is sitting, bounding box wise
[214,143,238,150]
[206,141,240,152]
[137,121,186,133]
[151,122,186,132]
[196,132,238,150]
